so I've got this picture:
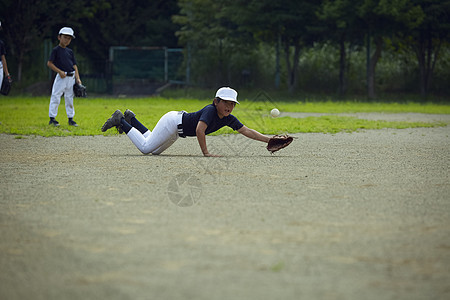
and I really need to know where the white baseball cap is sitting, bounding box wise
[215,87,239,104]
[59,27,75,38]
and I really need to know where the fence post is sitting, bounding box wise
[164,47,168,82]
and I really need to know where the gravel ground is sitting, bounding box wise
[0,113,449,300]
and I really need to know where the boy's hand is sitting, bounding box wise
[59,71,66,78]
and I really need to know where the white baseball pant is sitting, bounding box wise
[126,111,183,155]
[0,65,3,87]
[49,73,76,118]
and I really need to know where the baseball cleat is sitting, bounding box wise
[101,110,124,132]
[49,119,60,126]
[116,109,136,134]
[124,109,136,124]
[68,119,79,127]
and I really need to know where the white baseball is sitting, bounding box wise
[270,108,280,117]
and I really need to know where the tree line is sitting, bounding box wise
[1,0,449,99]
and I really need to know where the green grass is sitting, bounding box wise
[277,101,450,114]
[0,96,448,137]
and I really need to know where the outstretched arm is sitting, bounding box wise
[196,121,220,157]
[238,125,270,143]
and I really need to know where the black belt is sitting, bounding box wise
[66,72,74,76]
[177,124,186,138]
[177,111,186,138]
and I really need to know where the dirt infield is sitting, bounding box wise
[0,116,449,299]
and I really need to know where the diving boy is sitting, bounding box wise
[101,87,274,156]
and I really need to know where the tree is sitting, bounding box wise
[174,0,255,87]
[174,0,324,91]
[406,0,450,97]
[318,0,365,96]
[0,0,112,82]
[77,0,179,65]
[358,0,424,99]
[0,0,179,84]
[231,0,321,93]
[0,0,63,82]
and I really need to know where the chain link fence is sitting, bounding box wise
[78,47,185,95]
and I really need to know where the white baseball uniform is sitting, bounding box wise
[0,64,3,87]
[0,39,5,87]
[124,102,243,155]
[48,37,78,120]
[49,73,75,118]
[127,111,183,155]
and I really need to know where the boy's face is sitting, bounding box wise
[58,34,73,48]
[214,98,236,118]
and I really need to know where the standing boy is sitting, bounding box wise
[101,87,293,156]
[47,27,82,127]
[0,21,11,90]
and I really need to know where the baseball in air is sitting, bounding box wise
[270,108,280,117]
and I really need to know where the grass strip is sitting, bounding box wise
[0,97,448,137]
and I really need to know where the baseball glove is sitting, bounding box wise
[267,135,294,154]
[73,83,87,97]
[0,75,12,96]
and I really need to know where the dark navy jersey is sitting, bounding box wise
[48,46,77,73]
[0,40,6,57]
[181,104,243,136]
